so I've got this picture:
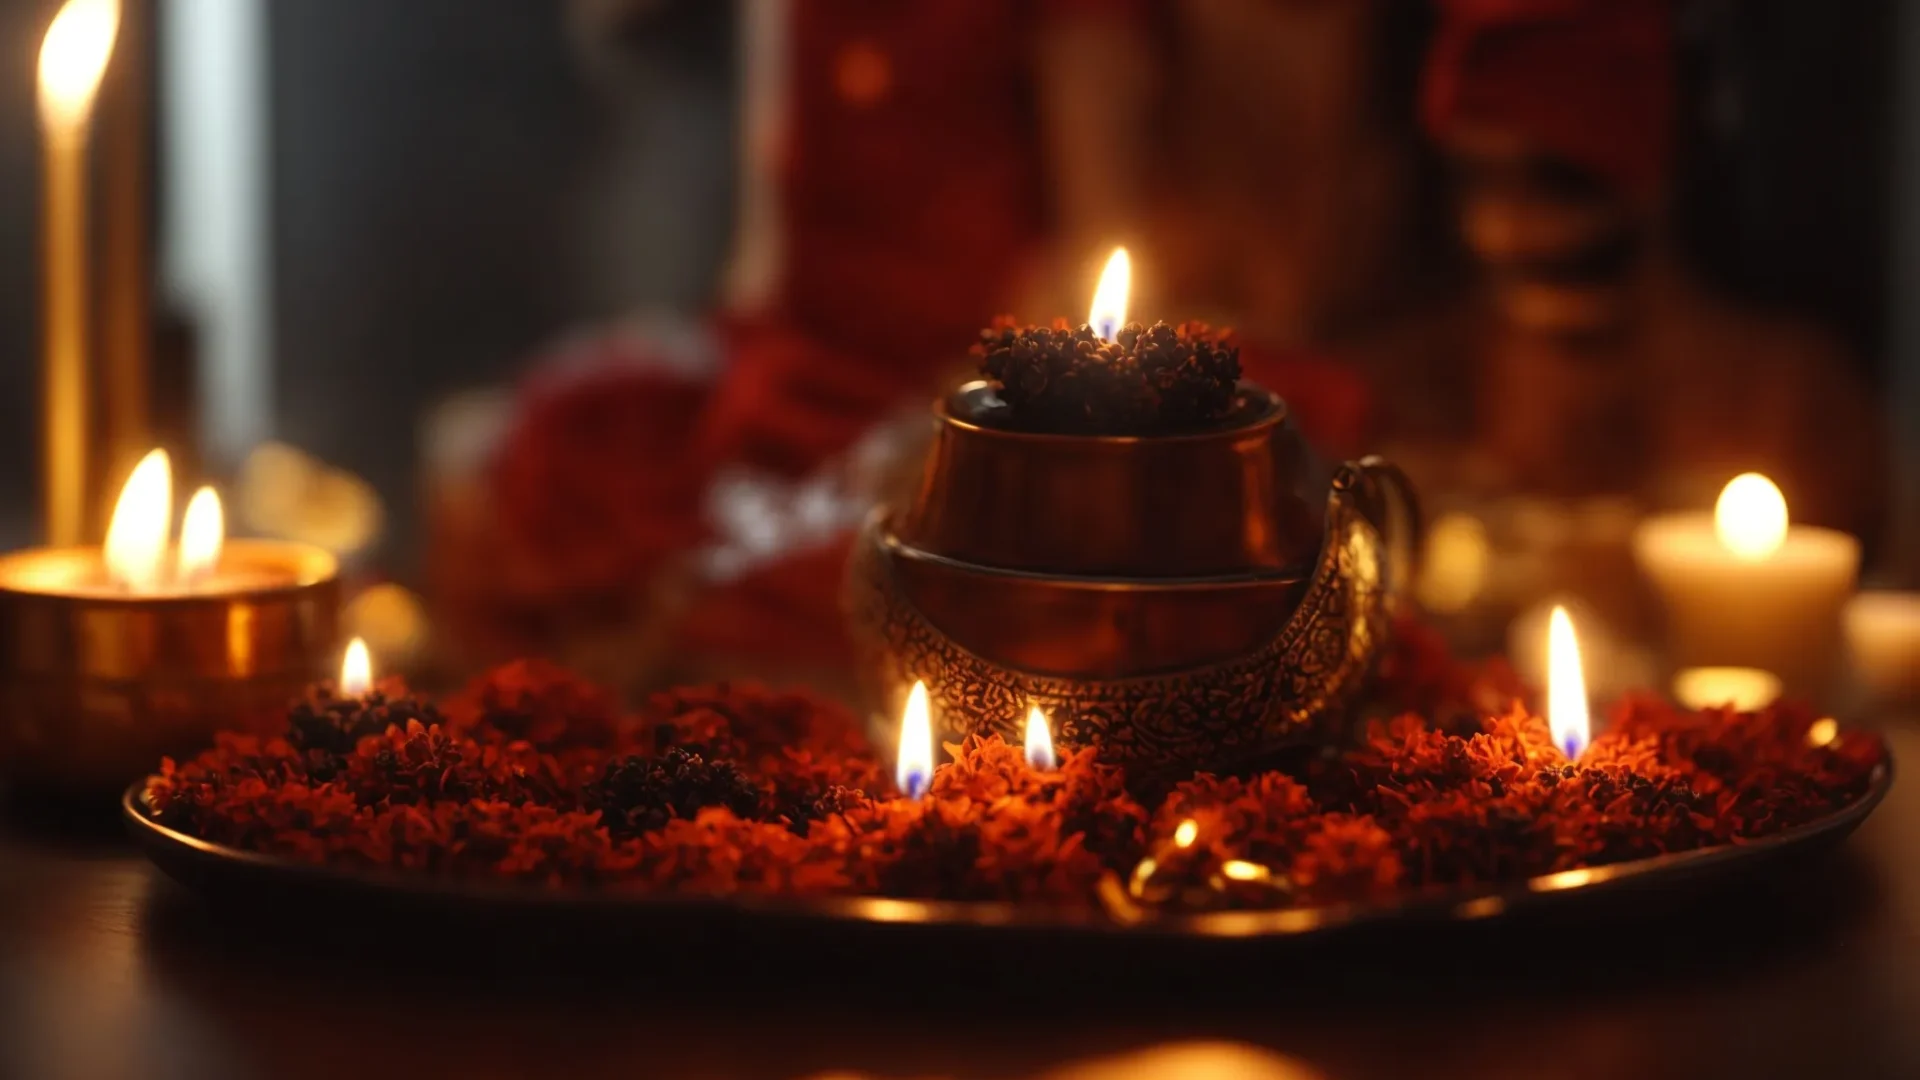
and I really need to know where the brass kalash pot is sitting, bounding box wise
[846,379,1421,771]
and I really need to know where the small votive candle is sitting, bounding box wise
[1632,474,1858,695]
[1672,666,1783,712]
[1845,592,1920,707]
[0,450,339,795]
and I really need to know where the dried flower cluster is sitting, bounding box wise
[147,649,1884,915]
[974,318,1241,434]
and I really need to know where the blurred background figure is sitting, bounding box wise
[1421,0,1881,533]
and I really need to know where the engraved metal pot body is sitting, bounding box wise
[845,382,1419,771]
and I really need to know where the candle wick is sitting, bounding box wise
[901,767,929,800]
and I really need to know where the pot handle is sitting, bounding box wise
[1340,455,1423,618]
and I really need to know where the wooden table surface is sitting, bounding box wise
[2,724,1914,1080]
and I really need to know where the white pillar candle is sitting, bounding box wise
[1846,592,1920,706]
[1631,474,1858,695]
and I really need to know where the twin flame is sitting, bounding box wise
[104,449,224,591]
[893,682,1058,796]
[892,249,1121,792]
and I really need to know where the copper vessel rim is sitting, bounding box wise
[938,381,1287,446]
[0,538,340,606]
[877,525,1308,589]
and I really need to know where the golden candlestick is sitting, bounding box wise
[38,0,122,547]
[99,0,154,514]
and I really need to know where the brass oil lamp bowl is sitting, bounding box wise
[0,451,339,797]
[846,379,1421,772]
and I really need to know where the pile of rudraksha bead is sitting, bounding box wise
[974,317,1242,434]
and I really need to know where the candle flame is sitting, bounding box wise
[104,448,171,591]
[1173,819,1199,848]
[1024,704,1057,770]
[1547,605,1590,760]
[896,681,934,798]
[340,637,372,697]
[38,0,120,132]
[1088,247,1131,343]
[1714,473,1788,562]
[1220,859,1271,883]
[176,486,224,582]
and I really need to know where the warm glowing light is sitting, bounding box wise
[343,583,430,665]
[1024,705,1056,770]
[340,637,372,698]
[238,442,385,557]
[1087,247,1131,342]
[1220,860,1271,884]
[38,0,120,131]
[104,449,172,591]
[1531,867,1600,892]
[1173,819,1199,849]
[1417,512,1491,615]
[896,681,934,798]
[1672,666,1783,712]
[1547,605,1591,760]
[176,486,224,582]
[1807,717,1840,748]
[1714,473,1789,562]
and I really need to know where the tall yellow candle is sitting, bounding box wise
[37,0,122,546]
[98,0,153,513]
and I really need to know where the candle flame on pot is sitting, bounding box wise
[896,681,934,798]
[340,637,372,697]
[1088,247,1131,343]
[104,448,171,591]
[176,486,224,582]
[1714,473,1788,562]
[1547,605,1591,760]
[38,0,119,132]
[1024,704,1056,770]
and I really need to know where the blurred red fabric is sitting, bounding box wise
[1423,0,1675,199]
[491,345,713,599]
[1238,340,1374,463]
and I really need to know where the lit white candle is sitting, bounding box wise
[1846,592,1920,707]
[1631,473,1857,694]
